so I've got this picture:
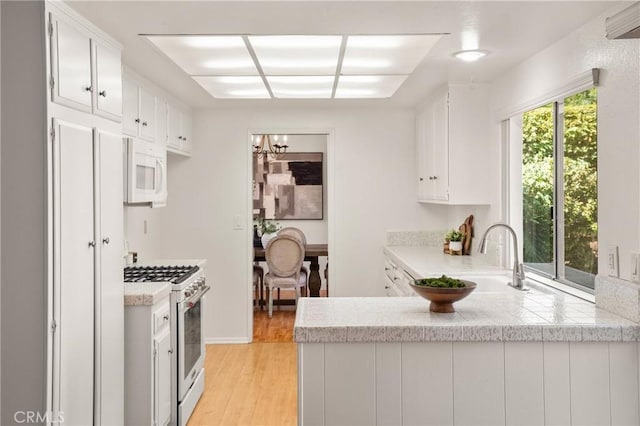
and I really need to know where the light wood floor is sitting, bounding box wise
[188,300,299,425]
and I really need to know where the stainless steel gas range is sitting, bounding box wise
[124,262,210,426]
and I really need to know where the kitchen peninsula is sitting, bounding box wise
[294,249,640,426]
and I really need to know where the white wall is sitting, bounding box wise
[143,107,446,342]
[1,1,48,422]
[123,206,164,264]
[1,1,3,418]
[490,4,640,281]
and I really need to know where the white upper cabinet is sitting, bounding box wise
[122,75,156,142]
[155,97,168,147]
[93,41,123,120]
[167,103,193,156]
[416,84,492,205]
[50,14,92,112]
[49,12,122,121]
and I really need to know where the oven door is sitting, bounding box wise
[177,289,207,400]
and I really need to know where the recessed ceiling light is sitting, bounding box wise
[192,76,270,99]
[145,33,444,99]
[266,76,334,99]
[335,75,408,98]
[146,35,258,75]
[249,35,342,75]
[453,50,488,62]
[341,35,441,75]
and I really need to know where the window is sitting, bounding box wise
[521,88,597,290]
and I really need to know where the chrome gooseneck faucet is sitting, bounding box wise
[478,223,528,291]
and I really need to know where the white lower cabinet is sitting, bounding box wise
[52,119,124,426]
[383,256,414,296]
[53,120,95,426]
[298,341,640,426]
[155,327,172,426]
[125,294,172,426]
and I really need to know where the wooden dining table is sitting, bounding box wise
[254,243,328,297]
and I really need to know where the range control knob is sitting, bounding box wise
[184,289,192,297]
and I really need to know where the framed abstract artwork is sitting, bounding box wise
[253,152,323,220]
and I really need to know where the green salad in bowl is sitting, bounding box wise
[410,275,476,312]
[413,275,467,288]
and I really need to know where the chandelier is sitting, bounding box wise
[253,134,288,159]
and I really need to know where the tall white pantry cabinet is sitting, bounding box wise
[48,3,125,425]
[2,2,123,425]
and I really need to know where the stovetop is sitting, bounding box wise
[124,265,200,285]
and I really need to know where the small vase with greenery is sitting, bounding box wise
[445,229,465,254]
[255,218,281,248]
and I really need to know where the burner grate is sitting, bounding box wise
[124,265,199,284]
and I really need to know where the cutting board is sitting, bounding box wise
[459,214,474,255]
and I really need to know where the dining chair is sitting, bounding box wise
[278,227,307,245]
[278,227,309,296]
[324,262,328,297]
[253,265,264,310]
[264,234,307,318]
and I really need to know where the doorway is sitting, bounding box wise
[247,131,332,342]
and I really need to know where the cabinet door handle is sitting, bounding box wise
[88,241,96,248]
[163,314,169,321]
[183,137,187,141]
[419,177,424,182]
[135,118,140,123]
[102,237,110,245]
[84,85,93,92]
[142,121,148,127]
[168,348,174,354]
[384,285,390,290]
[384,267,390,271]
[99,90,107,97]
[432,176,438,180]
[393,277,399,281]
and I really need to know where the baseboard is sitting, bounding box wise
[205,337,251,344]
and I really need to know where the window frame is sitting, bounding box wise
[506,84,598,295]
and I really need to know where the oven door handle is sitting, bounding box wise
[182,286,210,311]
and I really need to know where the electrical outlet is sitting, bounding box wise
[607,245,619,277]
[631,252,640,283]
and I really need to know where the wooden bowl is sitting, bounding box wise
[409,280,477,313]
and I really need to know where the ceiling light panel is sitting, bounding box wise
[341,35,442,75]
[266,76,334,99]
[146,36,258,75]
[249,36,342,75]
[192,76,270,99]
[335,75,408,98]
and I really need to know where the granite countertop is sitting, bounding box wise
[124,282,171,306]
[384,246,505,278]
[293,247,639,343]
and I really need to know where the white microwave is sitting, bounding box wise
[124,137,167,206]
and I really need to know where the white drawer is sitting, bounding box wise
[384,258,396,281]
[397,270,416,296]
[384,276,403,297]
[153,302,171,335]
